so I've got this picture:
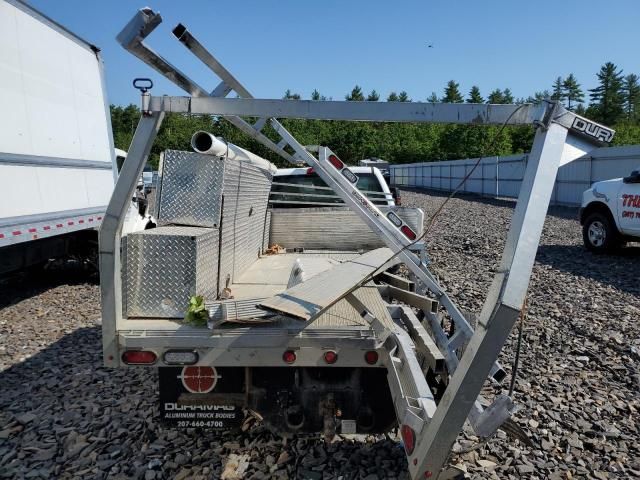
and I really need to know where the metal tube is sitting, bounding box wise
[190,131,276,173]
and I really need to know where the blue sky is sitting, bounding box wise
[29,0,640,107]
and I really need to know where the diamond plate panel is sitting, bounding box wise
[157,150,226,227]
[123,226,219,318]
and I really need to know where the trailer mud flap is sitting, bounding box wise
[159,366,245,429]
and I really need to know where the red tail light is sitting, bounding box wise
[283,350,297,364]
[328,154,344,170]
[401,424,416,455]
[323,351,338,364]
[401,225,417,240]
[122,350,157,365]
[364,350,379,365]
[306,167,314,175]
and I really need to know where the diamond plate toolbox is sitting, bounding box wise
[156,150,226,228]
[123,226,219,318]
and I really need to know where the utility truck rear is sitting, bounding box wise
[100,8,616,479]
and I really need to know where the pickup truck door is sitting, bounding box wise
[617,179,640,235]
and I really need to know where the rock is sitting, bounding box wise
[477,459,497,471]
[16,413,37,424]
[518,464,536,474]
[1,191,638,480]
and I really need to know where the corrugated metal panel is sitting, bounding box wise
[263,210,271,252]
[269,206,424,250]
[218,160,240,292]
[233,163,273,278]
[156,150,225,227]
[122,226,218,318]
[390,146,640,206]
[218,160,273,294]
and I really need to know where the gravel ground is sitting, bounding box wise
[1,189,639,479]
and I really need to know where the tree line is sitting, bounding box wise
[111,61,640,168]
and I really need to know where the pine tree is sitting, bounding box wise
[467,86,484,103]
[622,73,640,121]
[487,89,505,104]
[502,88,514,104]
[442,80,464,103]
[367,89,380,101]
[551,76,564,102]
[283,89,301,100]
[398,91,411,102]
[311,89,321,101]
[562,74,584,111]
[426,92,439,103]
[525,90,551,103]
[589,62,625,125]
[387,91,399,102]
[346,85,365,101]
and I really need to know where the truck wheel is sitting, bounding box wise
[582,212,622,253]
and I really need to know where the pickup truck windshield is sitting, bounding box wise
[270,172,389,207]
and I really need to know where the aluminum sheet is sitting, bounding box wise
[259,247,393,320]
[156,150,226,227]
[269,206,424,250]
[123,226,219,318]
[218,160,272,294]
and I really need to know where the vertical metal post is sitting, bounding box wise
[99,113,165,367]
[408,122,568,479]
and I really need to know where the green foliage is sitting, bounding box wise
[589,62,625,125]
[622,74,640,121]
[111,64,640,169]
[487,89,505,104]
[467,86,484,103]
[367,89,380,101]
[502,88,514,104]
[346,85,365,101]
[562,74,584,111]
[442,80,464,103]
[283,89,301,100]
[426,92,439,103]
[551,76,564,101]
[398,91,410,102]
[185,295,208,326]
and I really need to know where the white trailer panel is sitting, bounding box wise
[0,0,116,249]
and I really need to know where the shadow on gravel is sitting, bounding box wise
[0,325,161,478]
[536,244,640,296]
[400,187,580,220]
[0,328,407,479]
[0,268,98,310]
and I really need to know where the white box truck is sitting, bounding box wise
[0,0,117,274]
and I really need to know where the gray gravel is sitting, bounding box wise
[1,189,639,479]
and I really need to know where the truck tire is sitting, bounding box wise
[582,212,622,253]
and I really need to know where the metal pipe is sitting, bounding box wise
[190,131,276,173]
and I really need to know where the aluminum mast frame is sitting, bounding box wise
[102,9,615,480]
[115,9,509,384]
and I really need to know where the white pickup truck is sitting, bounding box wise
[580,167,640,252]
